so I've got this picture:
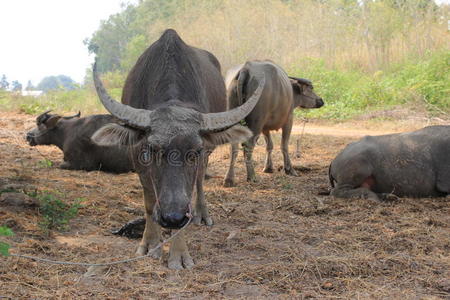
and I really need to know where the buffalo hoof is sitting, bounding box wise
[168,251,194,270]
[223,178,236,187]
[82,265,110,282]
[263,166,274,173]
[246,175,258,183]
[366,193,381,202]
[136,243,162,259]
[60,162,73,169]
[193,215,213,226]
[380,193,399,202]
[284,168,298,176]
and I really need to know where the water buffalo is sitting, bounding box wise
[223,61,324,187]
[329,125,450,201]
[26,111,133,173]
[91,29,265,269]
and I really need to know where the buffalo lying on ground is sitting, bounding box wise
[329,125,450,200]
[223,60,324,186]
[91,29,265,269]
[26,111,133,173]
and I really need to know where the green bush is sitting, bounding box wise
[0,88,107,116]
[37,158,54,168]
[383,51,450,113]
[290,51,450,120]
[0,226,13,256]
[37,193,83,232]
[0,51,448,120]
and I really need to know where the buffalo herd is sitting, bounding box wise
[26,29,449,269]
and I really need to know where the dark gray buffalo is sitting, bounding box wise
[329,126,450,201]
[26,111,133,173]
[91,29,265,269]
[223,60,324,187]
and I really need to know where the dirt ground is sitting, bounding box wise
[0,111,449,299]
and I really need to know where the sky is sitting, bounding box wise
[0,0,133,87]
[0,0,448,88]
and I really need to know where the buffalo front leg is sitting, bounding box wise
[168,230,194,270]
[135,186,162,259]
[281,116,298,176]
[262,131,274,173]
[243,135,259,182]
[223,143,239,187]
[193,158,213,226]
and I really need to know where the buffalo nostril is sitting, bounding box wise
[26,133,34,142]
[160,212,188,229]
[317,98,324,107]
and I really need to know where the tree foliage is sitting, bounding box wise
[37,75,77,92]
[84,0,188,74]
[25,80,35,91]
[84,4,140,73]
[0,75,9,90]
[85,0,448,77]
[11,80,22,92]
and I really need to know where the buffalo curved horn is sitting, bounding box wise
[201,74,265,132]
[36,110,53,124]
[62,111,81,119]
[38,110,52,118]
[288,76,312,86]
[93,61,152,129]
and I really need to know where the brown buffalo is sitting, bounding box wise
[223,61,324,186]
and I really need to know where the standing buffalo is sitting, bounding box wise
[223,61,324,187]
[329,126,450,200]
[26,111,133,173]
[91,29,265,269]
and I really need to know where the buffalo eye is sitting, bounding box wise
[139,146,153,165]
[185,148,203,166]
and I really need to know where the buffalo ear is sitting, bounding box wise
[91,123,141,146]
[290,80,302,95]
[44,116,62,129]
[202,124,252,147]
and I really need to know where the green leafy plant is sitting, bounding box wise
[19,102,54,115]
[0,188,16,195]
[38,193,83,231]
[291,51,450,120]
[0,226,14,256]
[37,158,53,168]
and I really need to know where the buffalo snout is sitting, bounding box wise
[316,98,324,108]
[26,132,37,146]
[159,211,190,229]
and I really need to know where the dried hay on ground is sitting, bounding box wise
[0,112,449,299]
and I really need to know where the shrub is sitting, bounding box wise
[0,226,13,256]
[37,158,53,168]
[290,51,450,120]
[37,193,83,232]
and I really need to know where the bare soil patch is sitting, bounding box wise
[1,112,449,299]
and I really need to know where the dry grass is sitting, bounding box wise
[143,0,449,73]
[0,112,449,299]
